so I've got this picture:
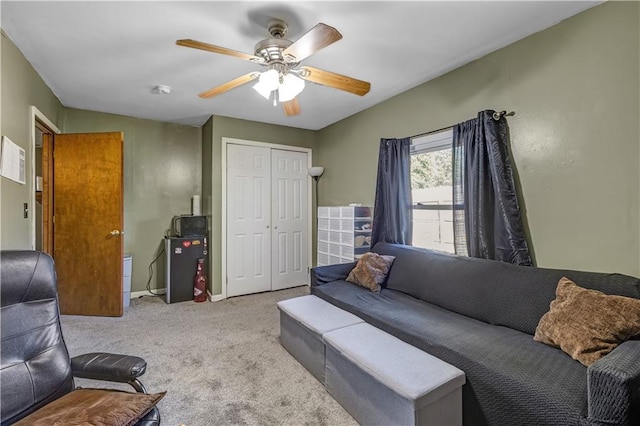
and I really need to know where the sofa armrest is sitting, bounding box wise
[587,340,640,425]
[71,353,147,386]
[310,262,356,287]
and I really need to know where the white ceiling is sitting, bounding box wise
[1,1,600,131]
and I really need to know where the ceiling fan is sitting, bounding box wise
[176,19,371,117]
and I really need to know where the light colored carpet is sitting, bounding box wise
[61,286,357,426]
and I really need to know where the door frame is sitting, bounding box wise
[30,106,61,249]
[221,137,313,300]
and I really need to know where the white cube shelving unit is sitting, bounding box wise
[317,206,373,266]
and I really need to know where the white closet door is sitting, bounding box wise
[227,144,271,297]
[271,149,309,290]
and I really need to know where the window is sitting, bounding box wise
[410,129,455,253]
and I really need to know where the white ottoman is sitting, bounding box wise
[324,322,466,426]
[277,295,364,383]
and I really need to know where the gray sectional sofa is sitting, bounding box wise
[310,243,640,426]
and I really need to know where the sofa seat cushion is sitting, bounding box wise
[312,280,589,426]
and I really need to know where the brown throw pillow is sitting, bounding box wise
[14,388,166,426]
[534,277,640,366]
[346,252,395,292]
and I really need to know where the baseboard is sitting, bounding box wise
[131,288,222,301]
[130,288,166,299]
[208,291,225,302]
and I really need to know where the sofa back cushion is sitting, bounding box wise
[373,243,640,335]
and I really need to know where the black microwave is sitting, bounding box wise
[172,215,207,237]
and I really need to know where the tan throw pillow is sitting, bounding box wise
[346,252,395,292]
[14,388,166,426]
[534,277,640,366]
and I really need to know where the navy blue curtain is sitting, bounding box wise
[371,138,413,247]
[452,110,532,266]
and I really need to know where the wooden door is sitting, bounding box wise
[53,132,124,316]
[226,144,272,297]
[271,149,309,290]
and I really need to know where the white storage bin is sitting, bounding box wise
[329,219,341,231]
[340,232,354,245]
[354,234,371,248]
[123,254,132,309]
[329,255,342,265]
[318,218,329,231]
[329,208,341,218]
[329,243,341,256]
[318,241,329,254]
[340,219,353,231]
[341,245,354,258]
[318,230,329,242]
[340,207,354,219]
[329,232,341,244]
[318,207,329,218]
[318,253,329,266]
[354,206,372,219]
[354,220,372,231]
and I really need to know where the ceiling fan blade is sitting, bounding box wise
[282,23,343,63]
[299,66,371,96]
[282,98,301,116]
[198,72,260,98]
[176,39,264,63]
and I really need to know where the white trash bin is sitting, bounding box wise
[123,254,132,308]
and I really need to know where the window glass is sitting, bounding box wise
[410,130,455,253]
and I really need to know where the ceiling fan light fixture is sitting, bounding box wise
[253,81,272,100]
[252,69,279,99]
[278,74,305,102]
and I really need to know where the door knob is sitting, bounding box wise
[110,230,121,236]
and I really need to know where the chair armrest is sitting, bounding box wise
[71,353,147,384]
[587,340,640,425]
[310,262,356,287]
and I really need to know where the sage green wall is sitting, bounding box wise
[206,115,317,295]
[1,31,64,249]
[62,108,202,293]
[317,1,640,277]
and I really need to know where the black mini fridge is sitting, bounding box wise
[164,236,208,304]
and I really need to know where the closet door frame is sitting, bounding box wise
[221,137,313,300]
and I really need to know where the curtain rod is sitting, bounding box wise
[410,110,514,140]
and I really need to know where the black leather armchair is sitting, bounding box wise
[0,251,160,425]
